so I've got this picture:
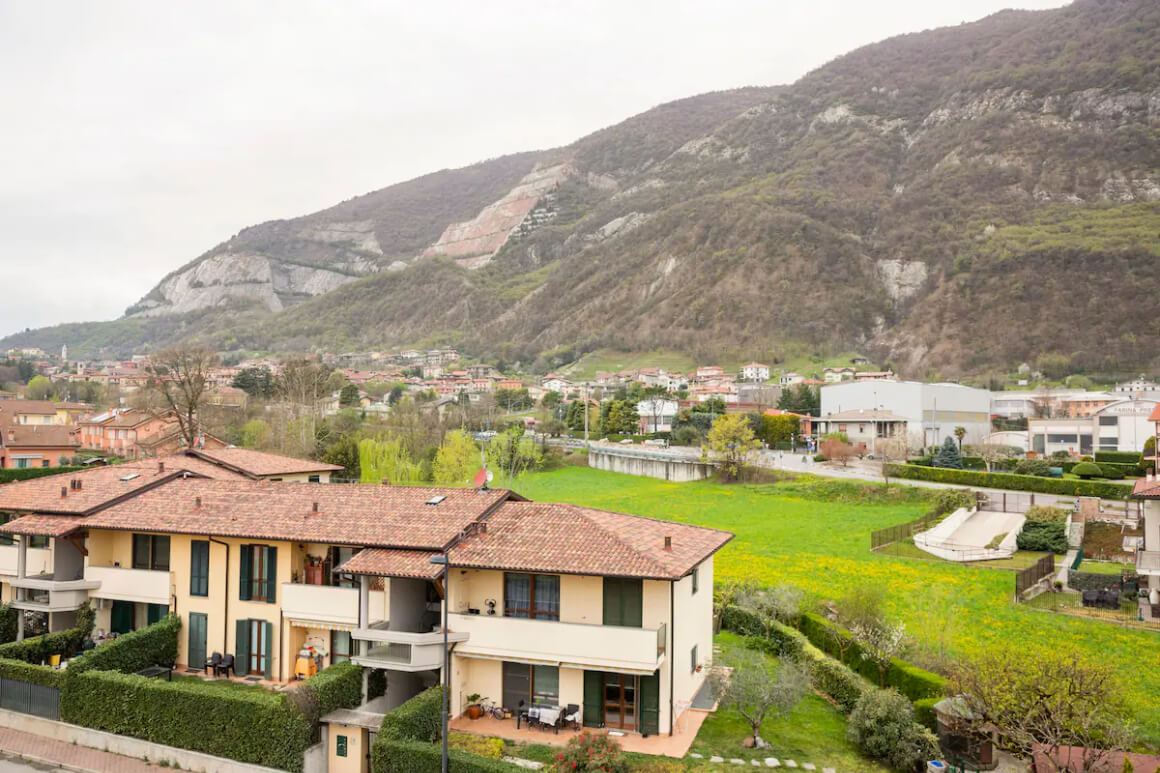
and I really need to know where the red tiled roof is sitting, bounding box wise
[2,425,80,448]
[0,400,90,416]
[335,548,443,580]
[0,455,245,514]
[0,514,85,537]
[187,448,344,476]
[1131,477,1160,498]
[449,501,733,579]
[1149,404,1160,422]
[76,479,512,549]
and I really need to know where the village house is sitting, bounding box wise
[0,400,91,426]
[778,372,804,386]
[739,363,770,382]
[541,374,573,393]
[813,409,908,453]
[0,424,81,469]
[822,366,856,384]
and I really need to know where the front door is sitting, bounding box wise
[110,600,133,634]
[247,619,270,677]
[188,612,207,670]
[603,673,636,730]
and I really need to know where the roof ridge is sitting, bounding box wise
[552,502,683,577]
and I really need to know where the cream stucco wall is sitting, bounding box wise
[670,555,713,732]
[327,722,369,773]
[1147,500,1160,551]
[261,472,332,483]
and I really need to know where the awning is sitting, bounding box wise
[455,649,661,676]
[0,514,85,537]
[287,618,356,632]
[335,548,443,580]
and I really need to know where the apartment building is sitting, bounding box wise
[1130,475,1160,622]
[0,425,81,469]
[0,463,731,738]
[0,400,91,426]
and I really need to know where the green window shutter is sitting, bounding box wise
[639,671,660,736]
[603,578,642,628]
[235,619,249,676]
[603,579,620,626]
[239,545,252,601]
[147,603,167,625]
[265,546,277,604]
[264,621,274,679]
[188,612,207,670]
[583,671,603,728]
[623,579,642,628]
[190,541,209,597]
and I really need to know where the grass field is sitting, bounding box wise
[505,467,1160,747]
[557,347,876,383]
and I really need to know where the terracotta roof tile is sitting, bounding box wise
[1149,404,1160,422]
[2,425,81,448]
[1131,477,1160,498]
[188,448,344,476]
[78,480,511,549]
[0,514,86,537]
[335,548,443,580]
[0,400,90,416]
[449,501,732,579]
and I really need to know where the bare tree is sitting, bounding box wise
[147,345,217,448]
[709,649,810,749]
[276,358,332,455]
[973,441,1010,472]
[951,648,1134,773]
[820,437,857,467]
[877,434,909,484]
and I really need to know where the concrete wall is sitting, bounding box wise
[588,446,715,481]
[821,380,991,446]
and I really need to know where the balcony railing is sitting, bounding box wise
[9,573,99,613]
[449,613,666,673]
[85,565,172,605]
[281,582,360,626]
[1136,550,1160,575]
[351,623,468,672]
[0,545,51,577]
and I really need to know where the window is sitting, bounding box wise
[1047,434,1078,444]
[308,475,320,483]
[239,544,277,604]
[691,645,698,674]
[132,534,170,571]
[504,573,560,620]
[0,513,12,546]
[691,564,700,595]
[190,541,209,597]
[331,631,352,664]
[838,424,847,432]
[501,661,559,709]
[1099,416,1118,426]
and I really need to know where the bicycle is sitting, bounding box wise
[480,699,506,720]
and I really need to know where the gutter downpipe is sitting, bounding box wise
[669,579,675,736]
[208,536,230,656]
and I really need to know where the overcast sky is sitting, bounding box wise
[0,0,1067,338]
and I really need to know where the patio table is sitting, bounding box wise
[135,664,174,681]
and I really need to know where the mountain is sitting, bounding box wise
[7,0,1159,378]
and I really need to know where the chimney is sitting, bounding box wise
[479,522,488,536]
[158,461,165,473]
[312,501,319,513]
[663,535,672,551]
[61,486,68,498]
[195,496,202,509]
[76,478,83,491]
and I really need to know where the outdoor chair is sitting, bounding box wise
[205,652,222,674]
[563,704,581,731]
[214,653,234,678]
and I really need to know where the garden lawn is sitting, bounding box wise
[691,633,889,772]
[506,467,1160,747]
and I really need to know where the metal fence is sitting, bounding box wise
[0,676,60,719]
[976,491,1039,513]
[870,512,944,550]
[1014,554,1057,596]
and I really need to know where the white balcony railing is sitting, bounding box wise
[85,565,172,605]
[0,545,51,577]
[9,572,100,613]
[1136,550,1160,576]
[281,583,360,626]
[351,624,468,672]
[449,613,666,674]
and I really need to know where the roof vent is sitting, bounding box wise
[479,522,487,535]
[61,486,68,498]
[195,496,202,509]
[664,535,672,551]
[312,501,319,513]
[76,479,83,491]
[426,495,447,506]
[119,473,140,482]
[158,461,165,473]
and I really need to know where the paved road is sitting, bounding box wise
[0,755,65,773]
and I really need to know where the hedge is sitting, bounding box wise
[1060,460,1139,478]
[302,661,363,717]
[69,615,179,676]
[0,628,88,664]
[883,464,1132,498]
[378,686,443,743]
[1016,521,1067,553]
[1069,570,1137,591]
[796,612,945,701]
[801,649,870,713]
[0,656,67,688]
[371,738,514,773]
[913,697,939,732]
[1094,451,1142,465]
[61,670,312,771]
[0,466,83,484]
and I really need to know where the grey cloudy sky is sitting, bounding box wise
[0,0,1066,338]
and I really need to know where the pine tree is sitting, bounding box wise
[932,436,964,469]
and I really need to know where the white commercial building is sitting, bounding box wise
[820,380,992,448]
[1028,397,1158,456]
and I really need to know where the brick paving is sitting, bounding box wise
[0,728,158,772]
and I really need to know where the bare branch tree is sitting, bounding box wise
[146,345,217,448]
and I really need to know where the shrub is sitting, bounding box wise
[449,732,504,759]
[1095,451,1142,465]
[1015,458,1054,477]
[884,464,1132,499]
[554,731,627,773]
[0,603,14,644]
[62,670,311,771]
[914,697,939,731]
[302,661,363,717]
[928,488,975,517]
[847,689,939,773]
[0,657,67,688]
[1017,521,1068,553]
[69,615,179,676]
[1072,462,1103,479]
[813,453,827,462]
[805,652,869,713]
[371,738,512,773]
[379,686,443,743]
[1024,505,1069,523]
[0,628,88,663]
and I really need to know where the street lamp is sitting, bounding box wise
[429,552,450,773]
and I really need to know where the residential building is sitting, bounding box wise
[637,399,680,433]
[0,425,81,469]
[740,363,771,382]
[0,466,731,738]
[778,372,804,386]
[1028,397,1158,456]
[822,367,855,384]
[853,371,895,382]
[79,409,176,457]
[990,394,1038,420]
[541,374,573,394]
[1129,476,1160,622]
[820,380,991,448]
[1058,392,1116,418]
[813,409,907,453]
[0,400,91,426]
[1117,377,1160,393]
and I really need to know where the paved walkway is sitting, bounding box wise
[0,728,158,773]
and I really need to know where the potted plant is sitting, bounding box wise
[465,693,484,720]
[304,554,324,585]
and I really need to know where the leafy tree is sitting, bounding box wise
[358,436,422,484]
[778,384,820,415]
[339,383,360,407]
[692,397,727,415]
[25,375,53,400]
[496,388,532,412]
[231,366,274,398]
[540,391,562,409]
[820,437,857,467]
[486,426,543,481]
[707,413,760,480]
[709,649,809,748]
[388,384,406,405]
[932,436,964,469]
[760,413,800,446]
[847,689,938,772]
[432,430,480,485]
[951,647,1134,773]
[851,618,907,687]
[240,419,272,449]
[318,433,360,480]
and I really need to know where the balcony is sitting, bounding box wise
[0,545,51,577]
[281,582,360,627]
[85,565,172,605]
[8,573,100,613]
[449,613,666,674]
[351,622,468,672]
[1136,550,1160,576]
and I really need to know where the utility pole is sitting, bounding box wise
[583,383,589,449]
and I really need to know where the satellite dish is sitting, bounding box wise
[486,470,494,483]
